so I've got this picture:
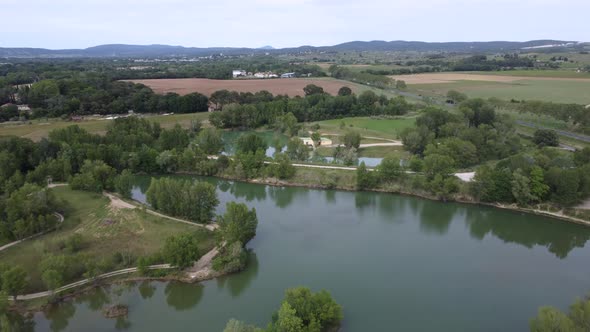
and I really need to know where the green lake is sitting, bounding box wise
[29,176,590,331]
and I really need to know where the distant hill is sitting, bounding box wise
[0,40,582,58]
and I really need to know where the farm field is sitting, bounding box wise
[128,77,358,97]
[315,116,416,140]
[0,186,214,293]
[392,72,590,104]
[0,113,209,141]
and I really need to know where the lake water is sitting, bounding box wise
[30,176,590,331]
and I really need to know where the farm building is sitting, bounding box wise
[232,70,246,78]
[299,137,332,147]
[281,72,295,78]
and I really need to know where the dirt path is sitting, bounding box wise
[577,198,590,210]
[10,264,173,301]
[358,142,403,148]
[185,246,221,280]
[102,191,218,231]
[0,212,64,252]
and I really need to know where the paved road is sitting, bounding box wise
[516,120,590,143]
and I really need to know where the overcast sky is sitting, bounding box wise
[1,0,588,49]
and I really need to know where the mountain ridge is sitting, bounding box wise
[0,40,582,58]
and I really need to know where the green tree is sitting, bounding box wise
[343,130,361,149]
[311,132,321,147]
[529,166,549,202]
[401,126,434,155]
[337,86,352,96]
[377,157,402,182]
[163,233,201,269]
[114,169,134,199]
[446,90,467,103]
[198,128,224,155]
[303,84,324,96]
[2,266,28,300]
[218,202,258,245]
[511,169,534,206]
[70,160,116,192]
[273,302,304,332]
[423,154,455,179]
[237,134,268,154]
[42,269,63,294]
[356,162,376,190]
[395,80,407,89]
[530,307,576,332]
[286,138,310,161]
[533,129,559,147]
[268,153,296,180]
[274,113,300,137]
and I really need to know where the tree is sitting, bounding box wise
[446,90,467,103]
[377,157,403,182]
[423,154,455,179]
[42,269,63,294]
[286,138,310,161]
[533,129,559,147]
[511,169,534,206]
[198,128,224,155]
[146,178,219,223]
[70,160,116,192]
[114,169,134,199]
[401,126,434,155]
[163,233,201,269]
[237,133,268,154]
[395,80,407,89]
[2,266,28,300]
[273,302,304,332]
[218,202,258,245]
[343,130,361,149]
[303,84,324,96]
[281,287,343,331]
[268,153,296,180]
[356,162,376,190]
[459,98,496,127]
[530,307,576,332]
[274,113,300,137]
[529,166,549,202]
[311,132,321,147]
[337,86,352,96]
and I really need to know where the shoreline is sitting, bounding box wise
[206,172,590,227]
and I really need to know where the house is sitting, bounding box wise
[17,105,31,112]
[281,72,296,78]
[232,70,246,78]
[299,137,332,147]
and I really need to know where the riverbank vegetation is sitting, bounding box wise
[224,287,342,332]
[530,294,590,331]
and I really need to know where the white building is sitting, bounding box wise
[232,70,246,78]
[281,72,296,78]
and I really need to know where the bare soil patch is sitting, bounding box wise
[126,78,357,97]
[389,73,590,84]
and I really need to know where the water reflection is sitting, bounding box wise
[1,313,35,332]
[268,186,308,209]
[464,208,590,259]
[216,252,259,298]
[138,281,156,300]
[77,286,110,311]
[44,301,76,332]
[419,202,457,235]
[164,282,204,311]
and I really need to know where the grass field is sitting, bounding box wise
[0,113,210,141]
[315,116,416,140]
[471,70,590,79]
[408,78,590,104]
[0,186,214,292]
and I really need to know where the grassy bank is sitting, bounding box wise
[0,186,214,293]
[314,116,416,140]
[0,113,209,141]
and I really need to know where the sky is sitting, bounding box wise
[1,0,588,49]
